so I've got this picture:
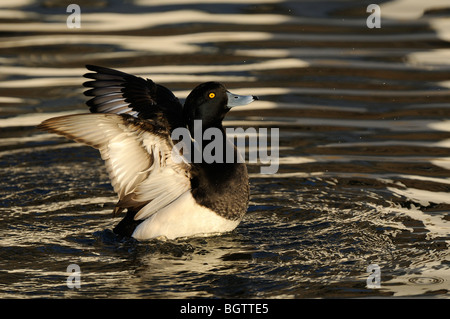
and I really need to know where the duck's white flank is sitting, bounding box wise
[132,191,241,240]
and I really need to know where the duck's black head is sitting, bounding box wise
[183,82,258,132]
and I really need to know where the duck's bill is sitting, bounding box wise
[226,91,259,108]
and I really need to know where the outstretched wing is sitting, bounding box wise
[83,65,184,132]
[37,113,191,219]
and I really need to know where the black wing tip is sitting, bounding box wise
[83,65,112,79]
[85,64,130,77]
[83,72,98,80]
[83,88,94,96]
[82,80,95,88]
[83,65,103,84]
[85,64,102,72]
[85,98,95,107]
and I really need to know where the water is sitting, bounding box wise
[0,0,449,299]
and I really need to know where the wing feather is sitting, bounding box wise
[37,113,191,218]
[83,65,184,131]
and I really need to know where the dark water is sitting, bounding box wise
[0,0,449,299]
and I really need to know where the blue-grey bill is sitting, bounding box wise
[226,91,258,108]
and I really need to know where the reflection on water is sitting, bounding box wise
[0,0,449,298]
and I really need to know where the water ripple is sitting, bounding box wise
[0,0,449,299]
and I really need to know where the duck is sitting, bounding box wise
[38,65,258,240]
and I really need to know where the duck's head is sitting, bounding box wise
[183,82,258,132]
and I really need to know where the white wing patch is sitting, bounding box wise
[38,113,191,220]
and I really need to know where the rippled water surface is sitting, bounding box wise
[0,0,449,299]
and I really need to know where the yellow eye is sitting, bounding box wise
[209,92,215,99]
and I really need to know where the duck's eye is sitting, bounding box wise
[209,92,216,99]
